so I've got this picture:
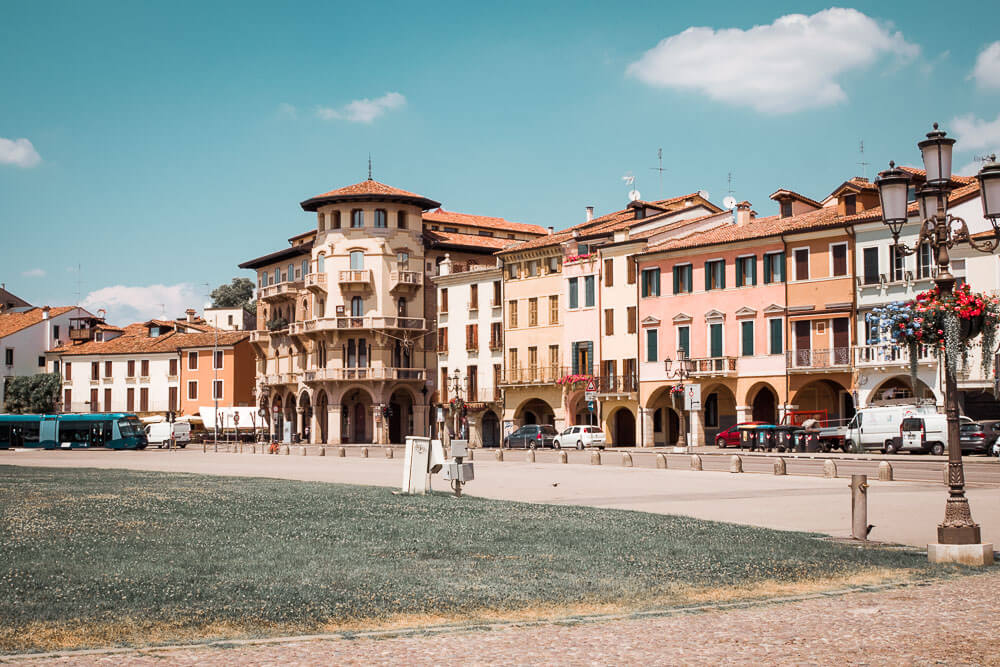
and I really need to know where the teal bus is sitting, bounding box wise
[0,413,148,450]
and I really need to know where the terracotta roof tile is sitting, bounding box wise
[843,180,981,223]
[0,307,78,340]
[423,229,516,251]
[300,179,440,211]
[51,326,249,356]
[423,208,546,236]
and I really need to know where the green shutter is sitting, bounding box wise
[710,324,723,358]
[571,342,579,374]
[678,327,690,357]
[764,256,772,283]
[569,278,578,309]
[673,266,680,294]
[742,321,754,356]
[735,260,743,288]
[705,262,711,291]
[719,261,726,289]
[585,341,594,375]
[778,252,786,282]
[751,257,757,285]
[647,330,657,362]
[770,319,783,354]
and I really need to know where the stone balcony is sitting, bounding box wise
[288,316,426,336]
[685,356,738,378]
[304,272,327,294]
[786,347,852,372]
[390,270,423,294]
[259,280,304,303]
[302,367,426,382]
[338,270,373,290]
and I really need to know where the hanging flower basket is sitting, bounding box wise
[556,374,595,387]
[448,397,465,411]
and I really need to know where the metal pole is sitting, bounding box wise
[213,326,219,445]
[933,227,981,545]
[850,474,868,540]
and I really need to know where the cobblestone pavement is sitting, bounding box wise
[16,571,1000,666]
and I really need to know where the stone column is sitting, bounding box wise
[373,405,386,445]
[735,405,750,422]
[689,407,705,447]
[641,407,655,447]
[309,408,321,444]
[413,401,428,438]
[296,406,305,443]
[467,414,482,448]
[327,404,342,445]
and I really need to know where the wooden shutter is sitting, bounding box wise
[127,388,135,411]
[604,258,613,287]
[571,342,579,374]
[627,259,636,284]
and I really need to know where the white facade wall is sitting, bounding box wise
[58,353,180,413]
[1,308,88,408]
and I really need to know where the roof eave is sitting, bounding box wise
[300,193,442,212]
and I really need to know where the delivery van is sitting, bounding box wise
[144,421,191,448]
[844,404,937,453]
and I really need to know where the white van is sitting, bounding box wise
[898,414,975,455]
[144,421,191,448]
[844,404,937,453]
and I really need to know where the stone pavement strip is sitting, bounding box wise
[10,572,1000,666]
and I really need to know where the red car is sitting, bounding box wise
[715,422,766,448]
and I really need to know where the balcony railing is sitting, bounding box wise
[338,270,373,286]
[465,388,503,403]
[249,330,271,345]
[786,347,852,370]
[596,375,639,394]
[288,316,426,335]
[303,367,427,382]
[489,339,502,351]
[304,272,327,293]
[390,270,423,291]
[686,356,738,376]
[855,344,935,367]
[259,280,304,302]
[499,366,569,385]
[68,328,92,341]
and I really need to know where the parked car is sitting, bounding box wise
[976,420,1000,450]
[553,425,605,450]
[503,424,558,449]
[715,422,765,448]
[844,404,938,453]
[144,421,191,449]
[959,422,992,454]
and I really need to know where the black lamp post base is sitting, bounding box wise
[938,495,982,544]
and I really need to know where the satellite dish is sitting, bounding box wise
[698,190,710,201]
[723,195,737,209]
[628,189,641,202]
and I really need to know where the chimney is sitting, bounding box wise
[585,206,594,222]
[42,305,51,320]
[439,253,452,276]
[547,226,554,235]
[735,201,753,227]
[185,308,196,323]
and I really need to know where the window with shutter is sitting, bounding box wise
[604,308,614,335]
[568,278,578,309]
[584,276,595,307]
[677,326,690,358]
[863,247,879,284]
[741,321,754,356]
[627,259,636,284]
[604,259,613,287]
[627,307,637,334]
[646,330,658,362]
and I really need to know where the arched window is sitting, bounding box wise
[351,209,363,228]
[317,253,325,272]
[351,296,363,317]
[273,268,280,284]
[318,212,326,232]
[397,251,409,271]
[397,211,407,229]
[374,209,387,228]
[332,211,341,229]
[302,298,308,320]
[350,250,364,271]
[302,259,309,278]
[287,263,295,281]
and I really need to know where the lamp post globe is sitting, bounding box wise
[875,161,911,238]
[977,156,1000,223]
[917,185,948,223]
[917,122,956,186]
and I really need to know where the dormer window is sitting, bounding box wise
[780,201,792,218]
[844,194,857,215]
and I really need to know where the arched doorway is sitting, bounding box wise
[869,376,935,404]
[750,386,778,423]
[388,388,414,444]
[315,390,329,443]
[341,388,372,444]
[794,379,853,423]
[611,408,636,446]
[517,398,555,426]
[482,410,500,447]
[702,384,737,444]
[647,387,682,446]
[568,391,597,426]
[285,393,298,441]
[299,391,312,442]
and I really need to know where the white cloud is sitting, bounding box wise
[971,41,1000,90]
[21,268,46,278]
[950,113,1000,152]
[0,137,42,168]
[81,283,204,326]
[315,92,406,124]
[277,102,297,119]
[625,8,919,114]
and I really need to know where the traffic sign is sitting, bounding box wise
[684,384,702,411]
[587,400,595,412]
[586,378,597,392]
[585,390,597,402]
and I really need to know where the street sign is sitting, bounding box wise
[585,390,597,402]
[586,378,597,392]
[684,384,702,411]
[587,400,595,412]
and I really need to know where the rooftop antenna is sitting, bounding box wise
[368,154,373,180]
[727,172,735,197]
[73,264,81,307]
[622,172,640,202]
[648,148,666,197]
[858,140,870,180]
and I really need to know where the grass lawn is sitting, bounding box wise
[0,465,965,653]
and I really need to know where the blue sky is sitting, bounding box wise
[2,1,1000,324]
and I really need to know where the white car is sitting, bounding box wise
[553,425,605,450]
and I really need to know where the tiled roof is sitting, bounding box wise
[300,178,441,211]
[770,189,823,209]
[0,307,78,340]
[843,180,981,224]
[238,239,314,270]
[423,208,547,236]
[643,206,844,255]
[498,192,720,254]
[51,327,249,356]
[423,229,516,251]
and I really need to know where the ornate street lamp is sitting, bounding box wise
[663,352,692,450]
[874,123,999,550]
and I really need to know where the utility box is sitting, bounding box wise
[450,439,468,459]
[401,436,432,494]
[442,462,475,483]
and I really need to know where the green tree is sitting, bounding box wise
[211,277,256,315]
[3,373,62,413]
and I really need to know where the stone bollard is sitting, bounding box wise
[238,444,243,454]
[690,454,703,471]
[655,453,667,469]
[213,443,218,453]
[730,455,743,473]
[590,451,601,466]
[559,450,568,464]
[823,459,837,478]
[337,446,346,457]
[318,446,326,457]
[467,449,474,461]
[622,453,633,467]
[495,449,504,462]
[361,447,369,458]
[300,446,307,456]
[250,444,256,454]
[527,449,535,463]
[878,460,893,481]
[774,458,787,475]
[283,445,290,455]
[202,443,207,453]
[385,447,393,459]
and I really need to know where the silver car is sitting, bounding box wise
[553,425,606,450]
